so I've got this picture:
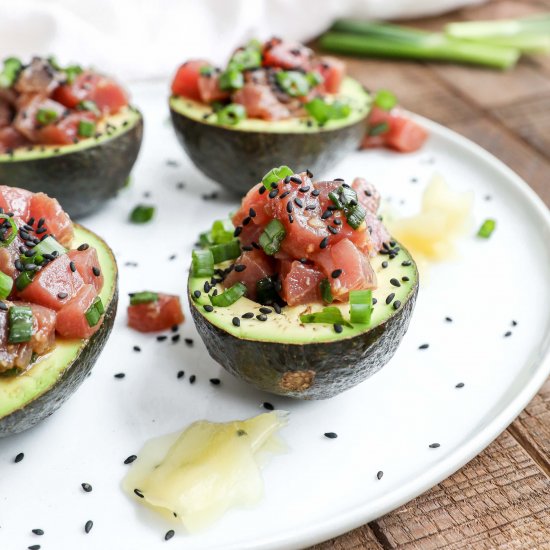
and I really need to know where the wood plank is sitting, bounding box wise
[367,431,550,549]
[447,117,550,206]
[311,524,384,550]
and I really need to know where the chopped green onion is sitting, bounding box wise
[210,282,247,307]
[76,100,100,115]
[219,68,244,91]
[8,305,33,344]
[256,277,279,305]
[65,65,83,84]
[305,97,351,125]
[15,271,34,291]
[349,289,373,324]
[0,215,18,247]
[85,296,104,328]
[199,65,215,76]
[199,231,214,248]
[230,48,262,71]
[276,71,311,97]
[129,204,155,224]
[78,120,96,138]
[210,219,235,244]
[477,218,496,239]
[320,278,333,304]
[321,21,520,70]
[0,271,13,300]
[192,249,214,277]
[368,121,390,136]
[36,108,59,125]
[261,165,294,189]
[374,89,397,111]
[217,103,246,126]
[129,291,159,306]
[259,219,286,256]
[307,71,324,87]
[0,57,22,88]
[300,306,352,328]
[329,186,366,230]
[209,240,241,263]
[33,235,67,257]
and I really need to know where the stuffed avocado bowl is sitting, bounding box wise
[0,56,143,218]
[0,186,118,436]
[169,38,370,194]
[188,167,418,399]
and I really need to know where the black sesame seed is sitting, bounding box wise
[331,269,342,278]
[320,237,329,249]
[512,320,518,327]
[390,278,401,287]
[125,455,137,464]
[385,293,395,305]
[193,290,201,299]
[184,338,193,346]
[177,371,185,379]
[134,488,145,499]
[324,432,338,439]
[234,226,243,237]
[284,176,291,184]
[114,373,125,379]
[259,307,272,314]
[165,529,175,541]
[203,281,211,293]
[273,303,282,314]
[81,482,93,492]
[133,346,141,352]
[32,529,44,536]
[372,298,377,305]
[203,305,214,312]
[28,546,41,550]
[306,169,313,178]
[419,343,430,350]
[328,226,338,235]
[504,331,512,337]
[321,210,332,220]
[69,261,76,272]
[77,243,89,251]
[305,205,316,210]
[268,189,278,199]
[402,276,409,282]
[270,181,278,189]
[57,291,68,299]
[445,316,453,322]
[258,186,266,195]
[311,189,320,197]
[189,375,196,384]
[242,216,251,226]
[429,443,440,449]
[333,218,342,225]
[14,452,24,463]
[333,324,343,333]
[286,201,293,213]
[288,214,294,224]
[234,264,246,272]
[401,260,412,266]
[299,186,310,193]
[209,378,221,385]
[456,382,465,388]
[263,402,274,410]
[376,471,384,480]
[92,266,101,277]
[256,314,267,321]
[84,520,93,534]
[381,261,388,268]
[157,335,168,342]
[279,191,290,199]
[232,317,240,327]
[290,176,301,184]
[294,198,303,208]
[249,208,256,218]
[171,334,180,343]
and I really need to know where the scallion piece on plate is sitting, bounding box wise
[0,215,18,247]
[259,219,286,255]
[477,218,496,239]
[8,305,33,344]
[261,166,294,189]
[307,71,324,87]
[0,57,22,88]
[85,296,104,328]
[300,306,353,328]
[209,240,241,264]
[368,121,390,136]
[36,108,59,125]
[219,69,244,91]
[374,89,397,111]
[199,231,215,248]
[321,21,520,70]
[130,204,155,224]
[349,289,373,324]
[217,104,246,126]
[129,291,159,306]
[0,271,13,300]
[211,219,235,244]
[305,98,351,125]
[15,271,34,291]
[192,249,214,277]
[276,71,311,97]
[320,279,334,304]
[210,282,247,307]
[77,119,96,138]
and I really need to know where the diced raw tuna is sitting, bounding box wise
[0,99,12,128]
[13,95,66,142]
[0,302,56,372]
[19,254,84,311]
[14,58,62,95]
[281,261,324,306]
[171,60,210,101]
[67,248,104,292]
[232,183,273,246]
[29,192,73,246]
[55,284,101,339]
[313,238,376,301]
[315,57,345,94]
[198,73,230,104]
[263,38,313,71]
[352,177,381,213]
[233,83,290,121]
[36,111,97,145]
[0,219,28,279]
[365,212,391,253]
[127,293,184,333]
[223,249,275,300]
[0,127,30,153]
[0,185,32,219]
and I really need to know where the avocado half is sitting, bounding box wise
[170,78,370,195]
[0,224,118,437]
[188,243,418,400]
[0,107,143,218]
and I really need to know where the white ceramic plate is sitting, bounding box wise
[1,82,549,550]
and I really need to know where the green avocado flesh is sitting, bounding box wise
[189,243,418,400]
[170,78,370,195]
[0,224,118,435]
[170,77,370,133]
[0,107,143,218]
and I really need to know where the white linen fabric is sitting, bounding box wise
[0,0,484,81]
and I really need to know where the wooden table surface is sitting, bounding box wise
[312,0,550,548]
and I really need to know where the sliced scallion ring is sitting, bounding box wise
[192,249,214,277]
[259,219,286,256]
[0,215,18,248]
[129,291,159,306]
[217,104,246,126]
[300,306,353,328]
[209,282,247,307]
[261,165,294,189]
[0,271,13,300]
[349,289,373,324]
[209,240,241,264]
[8,305,33,344]
[320,278,334,304]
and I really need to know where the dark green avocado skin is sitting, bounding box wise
[190,282,418,400]
[0,115,143,218]
[170,109,366,195]
[0,282,118,438]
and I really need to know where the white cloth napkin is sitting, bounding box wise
[0,0,484,81]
